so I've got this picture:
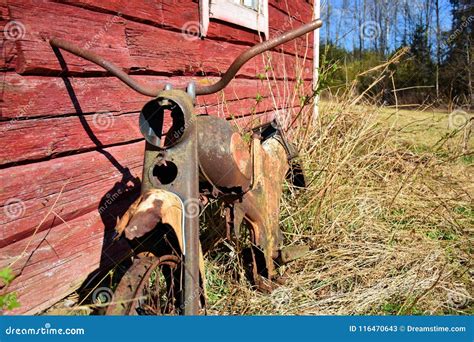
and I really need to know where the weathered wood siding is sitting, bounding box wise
[0,0,313,314]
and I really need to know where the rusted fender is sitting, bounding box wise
[115,189,206,291]
[233,136,289,278]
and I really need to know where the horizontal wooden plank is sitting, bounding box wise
[268,0,314,55]
[58,0,313,58]
[0,112,141,165]
[0,1,17,71]
[10,0,245,76]
[0,141,144,247]
[0,97,294,165]
[0,71,309,165]
[0,76,308,165]
[0,73,310,119]
[124,20,313,80]
[269,0,314,23]
[124,20,257,77]
[11,0,313,76]
[59,0,199,33]
[0,0,8,18]
[9,0,132,74]
[0,99,289,166]
[0,208,132,314]
[1,74,133,119]
[255,49,313,80]
[0,73,289,119]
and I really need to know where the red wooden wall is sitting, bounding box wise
[0,0,314,314]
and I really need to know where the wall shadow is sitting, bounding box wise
[52,47,142,311]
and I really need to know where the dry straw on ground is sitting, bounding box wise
[204,47,473,315]
[205,98,472,315]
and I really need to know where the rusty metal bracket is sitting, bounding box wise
[139,90,201,315]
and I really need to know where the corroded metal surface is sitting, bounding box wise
[106,255,180,315]
[140,90,201,315]
[113,189,207,313]
[230,136,290,279]
[113,115,300,314]
[197,115,252,190]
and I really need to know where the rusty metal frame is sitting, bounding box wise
[140,90,201,314]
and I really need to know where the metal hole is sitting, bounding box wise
[152,161,178,185]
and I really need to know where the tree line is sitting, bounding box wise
[320,0,473,108]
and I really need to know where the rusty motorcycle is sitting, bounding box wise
[49,18,323,315]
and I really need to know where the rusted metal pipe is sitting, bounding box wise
[49,37,159,97]
[49,19,322,97]
[197,19,323,95]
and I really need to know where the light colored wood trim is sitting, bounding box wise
[199,0,210,37]
[201,0,269,38]
[313,0,321,122]
[261,0,269,37]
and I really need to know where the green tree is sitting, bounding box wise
[442,0,473,106]
[408,24,435,87]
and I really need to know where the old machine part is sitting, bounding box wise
[50,19,323,315]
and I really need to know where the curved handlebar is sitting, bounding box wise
[50,19,322,97]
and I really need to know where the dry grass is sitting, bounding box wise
[46,98,472,316]
[204,98,473,315]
